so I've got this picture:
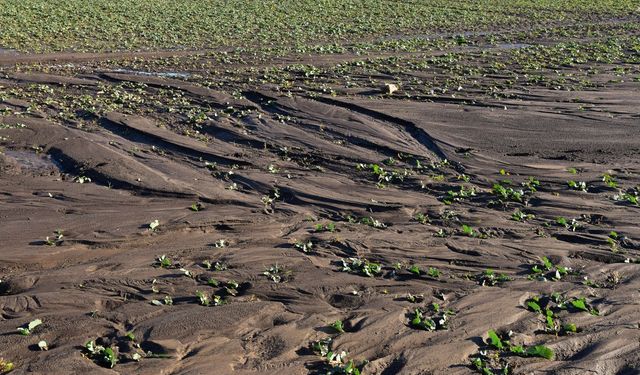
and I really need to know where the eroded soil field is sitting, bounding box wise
[1,6,640,375]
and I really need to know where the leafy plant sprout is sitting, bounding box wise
[17,319,42,335]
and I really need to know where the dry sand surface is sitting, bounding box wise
[1,31,640,375]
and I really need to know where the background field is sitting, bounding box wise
[0,0,638,52]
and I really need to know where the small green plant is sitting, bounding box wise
[0,358,14,373]
[310,338,364,375]
[614,190,639,206]
[443,185,476,205]
[410,304,453,331]
[477,269,510,286]
[484,329,554,359]
[570,297,599,316]
[155,255,172,268]
[330,320,345,334]
[203,260,229,271]
[84,340,118,368]
[189,202,205,211]
[262,264,292,283]
[602,173,618,188]
[529,256,573,281]
[427,267,440,278]
[17,319,42,335]
[511,209,534,222]
[315,222,336,232]
[294,240,314,253]
[414,212,430,224]
[359,216,386,229]
[43,229,64,246]
[492,182,524,203]
[460,224,486,238]
[341,257,382,277]
[195,290,210,306]
[555,217,581,231]
[567,180,587,192]
[434,228,448,238]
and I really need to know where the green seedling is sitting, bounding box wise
[511,209,534,222]
[567,180,587,192]
[315,222,336,232]
[434,228,448,238]
[477,269,510,286]
[414,212,430,224]
[614,191,639,206]
[567,167,578,174]
[485,330,554,360]
[405,293,425,303]
[155,255,172,268]
[529,256,572,281]
[310,337,364,374]
[460,224,486,238]
[195,290,210,306]
[44,229,64,246]
[602,174,618,188]
[294,240,313,253]
[179,268,193,278]
[189,202,205,211]
[0,358,14,373]
[524,345,555,360]
[330,320,345,334]
[359,216,386,229]
[487,329,504,349]
[203,261,229,271]
[427,267,440,278]
[492,182,524,203]
[443,185,476,205]
[410,305,453,331]
[341,257,382,277]
[555,217,580,231]
[570,297,599,316]
[262,264,291,283]
[85,340,118,368]
[17,319,42,335]
[224,280,239,296]
[408,265,421,276]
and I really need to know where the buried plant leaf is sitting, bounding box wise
[525,345,554,360]
[570,297,599,316]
